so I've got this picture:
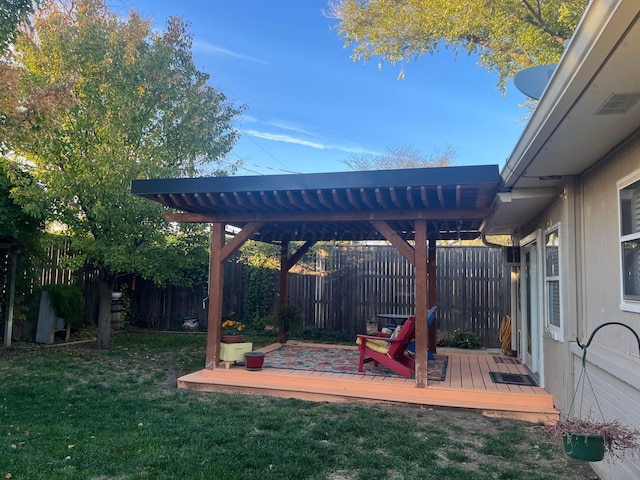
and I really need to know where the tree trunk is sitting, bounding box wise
[96,269,113,349]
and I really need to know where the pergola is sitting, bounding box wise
[131,165,501,387]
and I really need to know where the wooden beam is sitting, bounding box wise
[162,207,492,224]
[389,187,403,209]
[420,186,429,208]
[359,188,375,209]
[414,219,428,388]
[370,220,415,266]
[437,185,446,208]
[346,188,364,209]
[375,188,390,209]
[286,240,316,270]
[331,189,349,210]
[407,186,416,209]
[301,190,321,210]
[220,222,264,262]
[279,240,290,305]
[205,223,225,370]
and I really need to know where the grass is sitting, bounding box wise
[1,332,596,480]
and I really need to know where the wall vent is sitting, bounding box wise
[595,93,640,115]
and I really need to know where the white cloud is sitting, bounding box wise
[244,130,378,155]
[193,40,268,64]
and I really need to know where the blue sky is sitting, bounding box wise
[118,0,529,176]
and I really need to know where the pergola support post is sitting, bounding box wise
[205,223,225,369]
[428,238,437,356]
[278,240,290,343]
[414,219,429,388]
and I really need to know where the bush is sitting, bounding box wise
[42,284,84,328]
[451,328,481,349]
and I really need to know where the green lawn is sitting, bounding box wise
[1,333,596,479]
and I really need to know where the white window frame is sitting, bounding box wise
[618,169,640,313]
[543,223,563,341]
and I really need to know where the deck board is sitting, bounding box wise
[178,345,558,424]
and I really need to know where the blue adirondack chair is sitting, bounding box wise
[406,306,438,360]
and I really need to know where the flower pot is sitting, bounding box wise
[563,434,605,462]
[244,351,265,370]
[182,317,199,332]
[221,335,244,344]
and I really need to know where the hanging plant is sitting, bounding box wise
[544,322,640,462]
[545,417,640,461]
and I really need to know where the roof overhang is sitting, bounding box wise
[132,165,501,243]
[484,0,640,235]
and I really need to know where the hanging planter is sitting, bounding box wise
[563,432,605,462]
[544,322,640,461]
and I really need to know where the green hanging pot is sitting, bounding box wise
[563,433,605,462]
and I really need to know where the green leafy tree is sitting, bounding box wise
[327,0,588,90]
[342,143,456,170]
[1,0,73,155]
[0,0,39,51]
[7,0,244,348]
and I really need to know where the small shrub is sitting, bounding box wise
[42,284,84,327]
[436,330,453,347]
[451,329,481,349]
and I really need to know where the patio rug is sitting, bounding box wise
[489,372,536,386]
[262,344,448,380]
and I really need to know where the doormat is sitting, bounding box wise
[493,356,521,365]
[489,372,536,386]
[263,344,448,381]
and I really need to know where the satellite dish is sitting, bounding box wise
[514,64,557,100]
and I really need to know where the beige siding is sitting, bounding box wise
[521,132,640,478]
[519,179,578,412]
[582,135,640,351]
[573,133,640,479]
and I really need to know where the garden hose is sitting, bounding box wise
[499,315,512,355]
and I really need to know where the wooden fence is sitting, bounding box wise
[287,245,511,347]
[2,244,512,347]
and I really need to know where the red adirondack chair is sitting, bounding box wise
[356,315,416,378]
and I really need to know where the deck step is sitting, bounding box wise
[178,367,559,425]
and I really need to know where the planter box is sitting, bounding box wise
[220,342,253,362]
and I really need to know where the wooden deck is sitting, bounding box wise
[178,343,559,424]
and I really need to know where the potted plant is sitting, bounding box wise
[221,314,245,343]
[275,303,303,344]
[545,417,640,462]
[244,351,265,370]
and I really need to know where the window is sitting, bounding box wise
[544,226,562,336]
[619,174,640,307]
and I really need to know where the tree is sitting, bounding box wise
[1,0,73,154]
[0,0,39,51]
[7,0,245,349]
[327,0,588,90]
[342,143,456,170]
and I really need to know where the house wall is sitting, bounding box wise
[518,179,579,413]
[579,132,640,479]
[518,132,640,478]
